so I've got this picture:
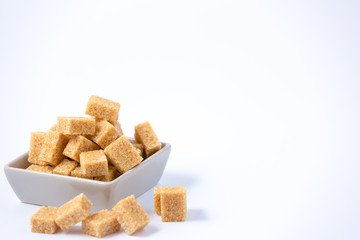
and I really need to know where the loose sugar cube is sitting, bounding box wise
[109,120,124,136]
[55,193,92,231]
[71,167,93,179]
[90,120,120,149]
[153,187,162,216]
[80,150,108,177]
[104,135,143,173]
[85,95,120,122]
[38,131,68,166]
[154,186,187,222]
[112,195,150,235]
[135,121,161,158]
[94,166,120,182]
[27,164,54,173]
[63,135,100,162]
[31,206,59,234]
[82,209,120,238]
[53,159,78,176]
[154,187,178,217]
[57,117,96,135]
[28,132,48,166]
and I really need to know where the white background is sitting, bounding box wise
[1,0,360,239]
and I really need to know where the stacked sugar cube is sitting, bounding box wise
[26,95,162,181]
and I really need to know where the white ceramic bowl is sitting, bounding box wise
[4,141,170,212]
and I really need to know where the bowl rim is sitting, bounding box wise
[4,141,171,186]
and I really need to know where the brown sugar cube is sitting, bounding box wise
[57,117,96,135]
[38,131,68,166]
[49,123,73,138]
[155,186,187,222]
[129,140,144,157]
[134,121,161,158]
[90,120,120,149]
[104,135,143,174]
[109,120,124,135]
[85,95,120,122]
[82,209,120,238]
[80,150,108,177]
[112,195,150,235]
[31,206,59,234]
[94,166,120,182]
[153,187,178,216]
[27,164,54,173]
[28,132,48,166]
[70,167,93,179]
[55,193,93,231]
[63,135,100,162]
[49,124,58,131]
[154,187,162,216]
[53,159,78,176]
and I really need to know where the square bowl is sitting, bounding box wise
[4,141,170,212]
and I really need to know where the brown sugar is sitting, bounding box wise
[57,117,96,135]
[90,120,120,149]
[154,186,186,222]
[38,131,68,166]
[112,195,150,235]
[30,206,59,234]
[153,187,162,216]
[27,164,54,173]
[28,132,48,166]
[94,166,120,182]
[49,124,58,131]
[134,121,161,158]
[53,159,78,176]
[70,167,93,179]
[104,135,143,174]
[129,139,144,157]
[85,95,120,122]
[63,135,100,162]
[82,209,120,238]
[55,193,93,231]
[80,150,108,177]
[109,120,124,135]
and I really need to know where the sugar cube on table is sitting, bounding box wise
[154,186,187,222]
[112,195,150,235]
[31,206,59,234]
[55,193,92,231]
[82,209,120,238]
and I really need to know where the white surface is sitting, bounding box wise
[1,0,360,239]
